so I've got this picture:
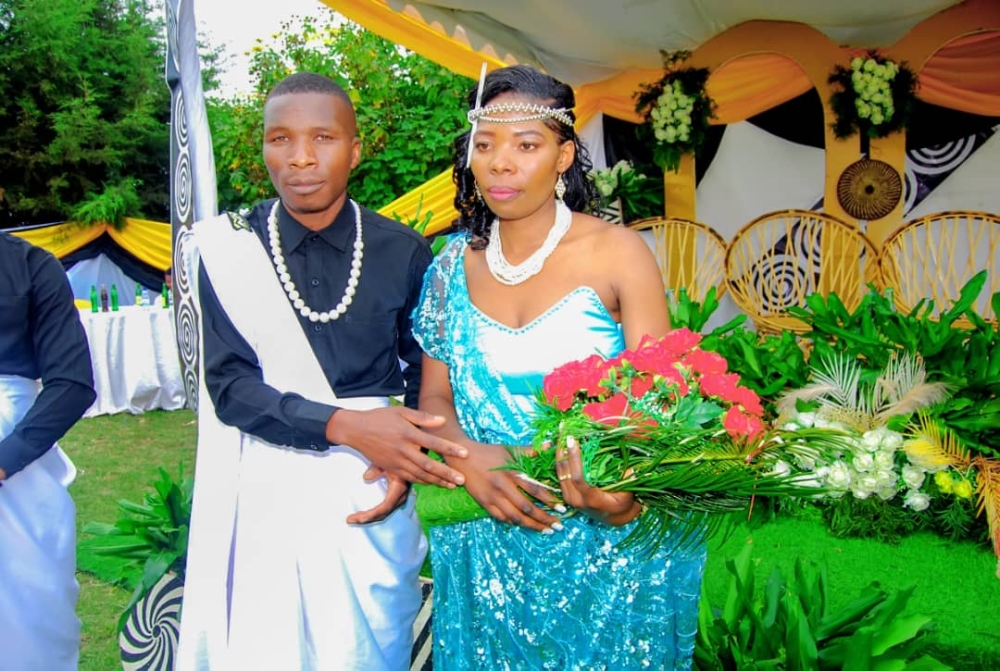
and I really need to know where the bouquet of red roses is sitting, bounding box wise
[508,328,849,552]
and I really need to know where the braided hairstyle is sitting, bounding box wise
[453,65,597,249]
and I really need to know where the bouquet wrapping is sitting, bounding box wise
[509,328,850,552]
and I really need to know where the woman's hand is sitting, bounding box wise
[554,436,642,526]
[460,441,566,534]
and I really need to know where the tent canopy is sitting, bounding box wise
[337,0,961,85]
[324,0,1000,239]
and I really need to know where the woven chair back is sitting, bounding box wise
[628,217,728,302]
[725,209,878,334]
[878,210,1000,326]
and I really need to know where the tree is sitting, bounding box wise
[206,15,472,213]
[0,0,171,227]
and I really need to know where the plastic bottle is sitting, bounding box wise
[90,285,99,313]
[100,285,109,312]
[110,284,119,311]
[161,282,169,309]
[135,282,144,307]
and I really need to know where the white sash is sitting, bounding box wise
[177,213,426,671]
[0,375,80,671]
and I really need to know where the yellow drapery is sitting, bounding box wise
[9,218,173,270]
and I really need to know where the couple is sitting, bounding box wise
[178,65,706,670]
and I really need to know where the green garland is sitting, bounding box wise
[635,50,716,173]
[828,51,918,140]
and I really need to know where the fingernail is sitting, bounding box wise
[551,522,564,532]
[554,504,567,514]
[541,527,554,535]
[567,436,578,451]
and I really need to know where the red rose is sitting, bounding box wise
[723,406,765,442]
[582,393,630,425]
[543,366,582,411]
[576,353,614,398]
[683,348,727,375]
[659,327,703,357]
[698,372,741,404]
[731,385,764,417]
[628,374,655,399]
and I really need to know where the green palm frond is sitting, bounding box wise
[508,424,852,556]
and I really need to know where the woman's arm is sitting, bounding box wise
[419,354,564,533]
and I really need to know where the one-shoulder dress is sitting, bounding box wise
[412,236,706,670]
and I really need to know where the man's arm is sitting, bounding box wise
[199,261,339,451]
[398,241,434,410]
[0,249,96,480]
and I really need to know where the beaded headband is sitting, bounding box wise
[464,63,574,168]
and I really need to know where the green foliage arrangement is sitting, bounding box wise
[77,467,193,631]
[635,51,716,173]
[694,542,947,670]
[206,16,473,214]
[0,0,172,227]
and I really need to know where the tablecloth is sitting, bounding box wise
[78,306,187,417]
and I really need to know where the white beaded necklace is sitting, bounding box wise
[485,200,572,286]
[266,199,363,323]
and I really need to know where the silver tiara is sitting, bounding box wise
[467,103,574,127]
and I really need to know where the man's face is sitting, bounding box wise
[262,91,361,228]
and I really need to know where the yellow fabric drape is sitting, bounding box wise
[9,218,173,270]
[320,0,506,80]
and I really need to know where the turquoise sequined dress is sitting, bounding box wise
[412,236,707,670]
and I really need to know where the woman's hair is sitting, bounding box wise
[452,65,597,249]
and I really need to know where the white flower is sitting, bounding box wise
[874,450,896,471]
[874,468,897,489]
[852,452,875,472]
[876,486,898,501]
[903,490,931,512]
[826,461,852,489]
[860,429,887,452]
[901,464,926,489]
[851,474,879,499]
[769,459,791,478]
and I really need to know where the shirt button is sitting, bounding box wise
[310,235,319,243]
[309,443,319,450]
[313,324,322,332]
[310,278,320,287]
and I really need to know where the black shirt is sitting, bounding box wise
[0,233,96,478]
[199,198,433,451]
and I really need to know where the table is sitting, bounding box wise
[78,306,187,417]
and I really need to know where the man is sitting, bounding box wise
[0,231,97,670]
[176,72,468,670]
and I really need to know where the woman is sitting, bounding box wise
[412,65,707,669]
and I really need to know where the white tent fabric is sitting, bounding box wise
[382,0,962,86]
[66,254,149,307]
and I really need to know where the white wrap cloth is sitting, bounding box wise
[176,214,427,671]
[0,374,80,671]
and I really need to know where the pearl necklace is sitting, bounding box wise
[486,200,572,286]
[266,199,363,323]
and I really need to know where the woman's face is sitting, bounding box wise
[469,93,574,221]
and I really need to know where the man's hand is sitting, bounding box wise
[327,406,468,487]
[346,466,410,525]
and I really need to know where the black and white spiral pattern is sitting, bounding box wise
[119,572,184,671]
[410,577,434,671]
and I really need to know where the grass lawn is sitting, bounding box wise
[64,409,197,671]
[64,409,1000,670]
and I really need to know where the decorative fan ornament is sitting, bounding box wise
[837,158,903,220]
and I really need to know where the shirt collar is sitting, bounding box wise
[278,199,358,253]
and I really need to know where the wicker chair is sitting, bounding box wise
[725,209,879,334]
[628,217,728,302]
[878,210,1000,326]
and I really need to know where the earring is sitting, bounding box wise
[474,182,484,202]
[554,174,566,201]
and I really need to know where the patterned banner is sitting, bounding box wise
[165,0,219,410]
